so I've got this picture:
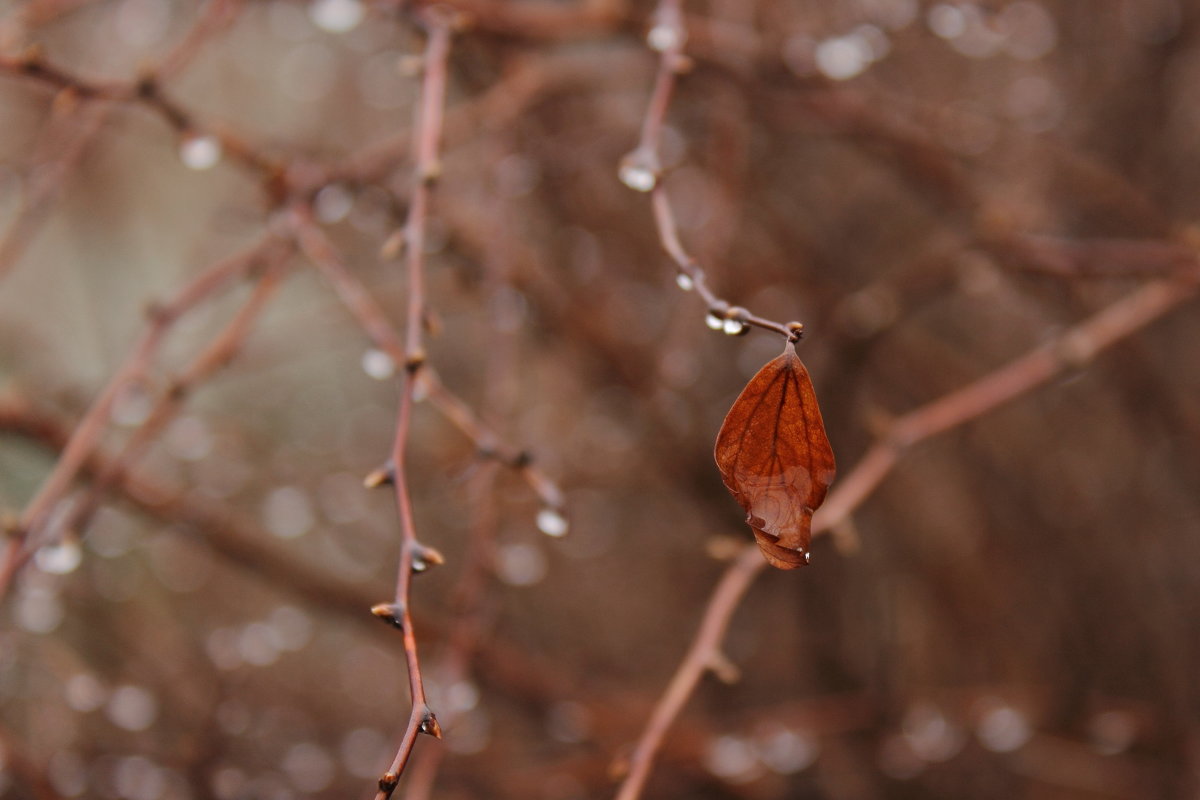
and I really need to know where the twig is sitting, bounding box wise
[621,0,801,342]
[0,96,108,282]
[0,49,282,178]
[51,248,292,545]
[0,233,278,601]
[370,12,454,797]
[288,209,562,510]
[611,274,1199,800]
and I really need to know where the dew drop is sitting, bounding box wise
[722,318,747,336]
[262,486,315,539]
[106,685,158,731]
[65,673,108,712]
[179,134,222,171]
[618,163,657,193]
[976,704,1031,752]
[675,273,695,291]
[282,742,335,792]
[754,725,818,774]
[309,0,364,33]
[111,381,153,427]
[536,508,569,537]
[647,23,683,52]
[496,542,547,586]
[361,348,395,380]
[315,183,354,223]
[705,312,725,330]
[705,735,762,783]
[814,34,873,80]
[35,539,82,575]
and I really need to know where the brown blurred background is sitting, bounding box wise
[2,1,1200,798]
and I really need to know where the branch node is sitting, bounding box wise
[364,463,395,488]
[418,708,443,739]
[707,650,742,684]
[378,773,399,792]
[405,349,427,373]
[370,602,406,629]
[786,321,806,342]
[411,542,445,573]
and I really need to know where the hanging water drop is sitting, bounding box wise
[705,312,725,330]
[179,133,222,171]
[536,508,569,537]
[618,163,657,192]
[647,23,684,53]
[723,318,748,336]
[35,539,83,575]
[361,348,395,380]
[309,0,364,33]
[676,273,695,291]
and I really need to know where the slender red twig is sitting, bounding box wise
[612,274,1199,800]
[621,0,800,341]
[50,249,292,545]
[369,12,455,797]
[0,232,279,601]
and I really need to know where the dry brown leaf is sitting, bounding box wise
[714,342,836,568]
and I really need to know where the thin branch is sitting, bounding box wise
[612,274,1199,800]
[1,232,279,601]
[622,0,801,341]
[0,97,108,282]
[371,12,454,797]
[0,49,282,178]
[51,248,292,546]
[288,209,563,510]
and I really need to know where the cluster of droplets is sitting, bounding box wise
[705,305,750,336]
[704,725,819,784]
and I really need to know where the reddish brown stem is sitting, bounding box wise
[372,13,454,797]
[624,0,800,341]
[613,275,1199,800]
[1,232,278,601]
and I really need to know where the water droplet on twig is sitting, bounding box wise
[536,508,569,537]
[309,0,363,33]
[676,273,694,291]
[35,539,82,575]
[361,348,395,380]
[618,148,661,192]
[647,23,684,52]
[179,133,222,171]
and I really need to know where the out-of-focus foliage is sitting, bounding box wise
[2,1,1200,799]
